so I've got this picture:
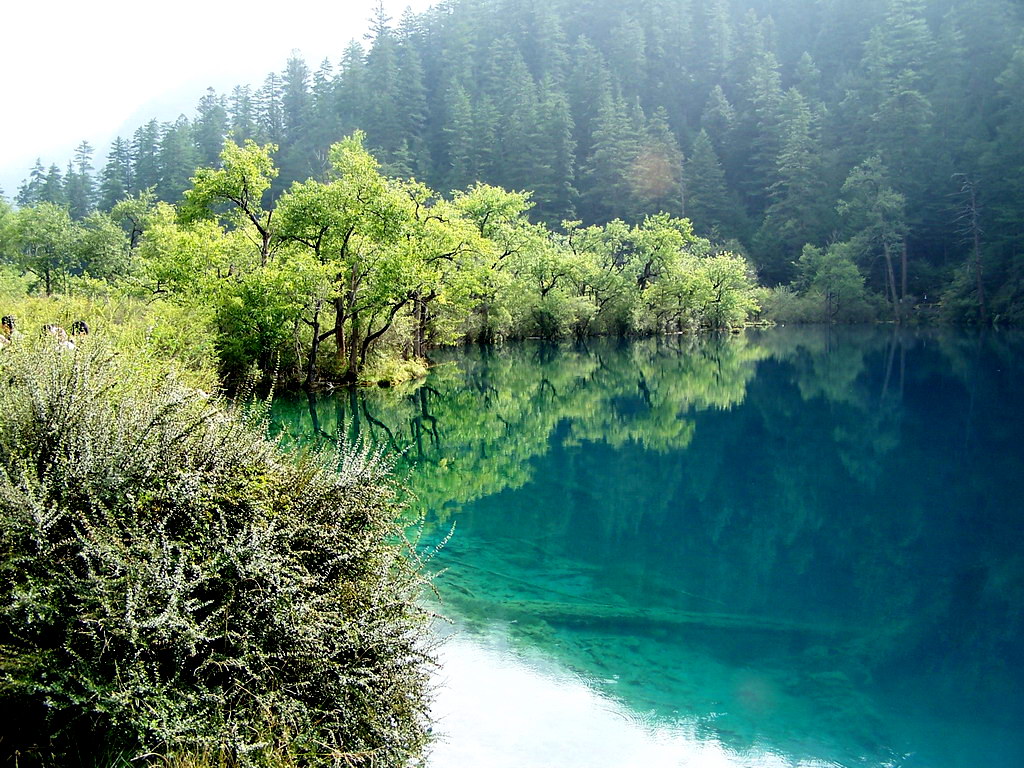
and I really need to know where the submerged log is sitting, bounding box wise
[446,595,845,637]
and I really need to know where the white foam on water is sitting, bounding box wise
[427,632,833,768]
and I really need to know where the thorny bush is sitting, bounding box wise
[0,340,436,766]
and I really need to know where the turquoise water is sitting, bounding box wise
[272,327,1024,767]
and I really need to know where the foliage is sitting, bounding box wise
[0,342,434,766]
[4,137,765,388]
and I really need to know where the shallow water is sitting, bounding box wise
[272,327,1024,768]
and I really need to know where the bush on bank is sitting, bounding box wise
[0,340,435,766]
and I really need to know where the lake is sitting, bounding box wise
[272,327,1024,768]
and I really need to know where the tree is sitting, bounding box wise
[580,89,642,223]
[9,203,76,295]
[76,211,130,281]
[684,130,736,238]
[157,116,198,202]
[65,141,96,219]
[181,139,280,266]
[629,107,682,218]
[279,53,314,186]
[276,132,417,383]
[531,78,578,224]
[99,137,133,209]
[255,72,284,145]
[131,120,162,194]
[228,85,257,143]
[40,164,66,206]
[194,88,228,167]
[16,160,46,207]
[838,155,907,319]
[755,88,831,283]
[797,242,870,322]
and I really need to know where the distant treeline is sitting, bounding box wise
[8,0,1024,323]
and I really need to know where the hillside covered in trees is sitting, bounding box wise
[8,0,1024,323]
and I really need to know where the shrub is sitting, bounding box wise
[0,342,434,766]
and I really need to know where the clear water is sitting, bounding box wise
[271,327,1024,768]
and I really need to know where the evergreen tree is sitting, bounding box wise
[99,137,133,209]
[255,72,285,145]
[606,12,647,97]
[229,85,257,143]
[567,37,613,164]
[40,164,66,207]
[684,129,735,238]
[131,119,162,194]
[629,107,682,218]
[444,82,477,190]
[531,77,578,224]
[157,116,198,202]
[486,37,541,192]
[755,89,831,283]
[194,88,228,167]
[363,5,404,162]
[395,20,429,175]
[334,41,369,140]
[279,53,314,186]
[16,160,46,207]
[580,88,643,223]
[310,58,339,157]
[701,85,736,154]
[65,140,96,219]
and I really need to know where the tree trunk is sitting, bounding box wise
[900,241,908,303]
[333,297,347,363]
[346,310,360,383]
[412,293,424,359]
[882,242,899,323]
[305,302,321,390]
[973,225,987,324]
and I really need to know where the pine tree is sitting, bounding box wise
[395,21,429,175]
[194,88,228,167]
[255,72,284,144]
[65,140,97,219]
[310,58,339,154]
[99,137,133,209]
[444,81,477,190]
[16,160,46,207]
[279,53,314,186]
[40,164,66,206]
[567,37,612,164]
[986,42,1024,258]
[131,120,162,194]
[606,12,647,97]
[281,53,313,145]
[701,85,735,155]
[531,77,578,224]
[157,116,198,202]
[580,88,643,223]
[229,85,257,143]
[334,41,369,140]
[629,107,682,217]
[364,6,404,161]
[486,38,540,192]
[684,129,735,238]
[756,89,831,283]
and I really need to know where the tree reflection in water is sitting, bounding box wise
[273,328,1024,768]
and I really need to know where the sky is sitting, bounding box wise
[1,0,436,197]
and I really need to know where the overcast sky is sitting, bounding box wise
[1,0,436,197]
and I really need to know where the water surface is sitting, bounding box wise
[273,327,1024,768]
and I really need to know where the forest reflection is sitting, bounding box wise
[272,327,1024,768]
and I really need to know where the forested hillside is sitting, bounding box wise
[9,0,1024,322]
